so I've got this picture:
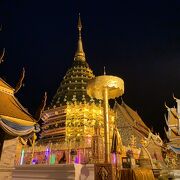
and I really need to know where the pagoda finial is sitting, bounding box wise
[104,66,106,75]
[78,13,82,30]
[0,26,5,64]
[0,48,5,64]
[14,67,25,93]
[74,13,85,61]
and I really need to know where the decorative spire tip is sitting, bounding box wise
[78,13,82,30]
[74,13,85,61]
[104,66,106,75]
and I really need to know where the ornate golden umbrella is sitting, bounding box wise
[87,74,124,163]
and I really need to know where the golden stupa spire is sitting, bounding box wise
[74,13,85,61]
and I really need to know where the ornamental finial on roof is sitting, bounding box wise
[164,102,170,110]
[14,67,25,93]
[0,26,5,64]
[0,48,5,64]
[74,13,86,62]
[78,13,82,30]
[173,93,180,102]
[104,66,106,75]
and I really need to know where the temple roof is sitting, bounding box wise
[120,101,149,130]
[0,78,14,92]
[0,78,36,136]
[0,78,35,124]
[0,27,36,136]
[114,101,150,147]
[50,15,98,106]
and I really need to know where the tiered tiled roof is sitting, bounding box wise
[51,60,95,106]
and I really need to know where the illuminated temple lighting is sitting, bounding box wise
[13,15,174,175]
[112,153,116,164]
[0,12,179,180]
[20,148,24,165]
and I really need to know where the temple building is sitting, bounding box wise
[19,16,165,169]
[0,50,37,179]
[1,13,179,179]
[27,15,115,164]
[112,100,166,170]
[0,77,36,140]
[164,96,180,168]
[10,17,166,179]
[0,77,37,158]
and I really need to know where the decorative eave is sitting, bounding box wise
[0,85,14,95]
[41,105,67,121]
[0,78,14,95]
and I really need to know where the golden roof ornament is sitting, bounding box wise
[34,91,47,121]
[164,102,170,111]
[104,66,106,75]
[0,26,5,64]
[141,138,148,147]
[129,135,136,148]
[14,67,25,93]
[74,13,85,62]
[0,48,5,64]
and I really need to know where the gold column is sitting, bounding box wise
[87,75,124,164]
[103,87,110,163]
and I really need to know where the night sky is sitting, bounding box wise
[1,0,180,138]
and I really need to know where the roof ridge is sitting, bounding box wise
[0,78,14,90]
[122,102,148,128]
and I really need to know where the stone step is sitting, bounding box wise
[12,164,75,180]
